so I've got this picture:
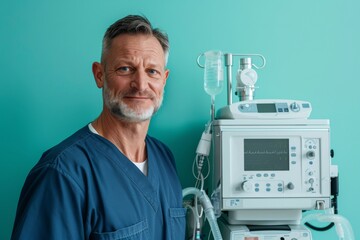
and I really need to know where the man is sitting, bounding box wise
[11,15,186,239]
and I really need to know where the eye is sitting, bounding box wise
[147,68,160,77]
[116,66,133,75]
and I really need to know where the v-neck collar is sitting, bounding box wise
[88,128,160,212]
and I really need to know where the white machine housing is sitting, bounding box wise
[213,119,331,225]
[218,220,312,240]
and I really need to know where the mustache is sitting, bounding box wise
[121,88,156,99]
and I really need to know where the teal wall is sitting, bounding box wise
[1,0,359,239]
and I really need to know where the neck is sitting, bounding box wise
[92,109,150,163]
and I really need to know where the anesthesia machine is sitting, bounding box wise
[182,51,354,240]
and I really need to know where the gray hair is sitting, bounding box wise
[101,15,169,65]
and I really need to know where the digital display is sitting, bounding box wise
[257,103,277,113]
[244,139,289,171]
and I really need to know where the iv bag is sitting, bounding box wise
[203,51,224,96]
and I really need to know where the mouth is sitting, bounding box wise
[124,95,152,101]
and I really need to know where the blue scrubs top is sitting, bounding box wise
[11,126,186,240]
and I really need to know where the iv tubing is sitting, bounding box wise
[301,212,354,240]
[183,187,223,240]
[211,96,215,121]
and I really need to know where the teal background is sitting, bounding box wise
[1,0,359,239]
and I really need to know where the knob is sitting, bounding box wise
[330,149,335,158]
[308,178,315,184]
[290,102,300,112]
[287,182,295,190]
[306,151,315,160]
[242,181,254,193]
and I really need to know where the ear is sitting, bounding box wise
[163,69,170,85]
[92,62,104,88]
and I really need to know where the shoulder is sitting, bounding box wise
[29,125,111,186]
[35,126,94,168]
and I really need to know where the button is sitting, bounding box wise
[278,108,283,112]
[264,173,269,177]
[266,183,271,187]
[266,188,271,192]
[291,161,296,164]
[302,103,310,108]
[284,108,289,112]
[255,188,259,192]
[256,173,262,177]
[291,153,296,157]
[278,188,283,192]
[271,173,276,177]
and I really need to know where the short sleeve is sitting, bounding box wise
[11,164,87,240]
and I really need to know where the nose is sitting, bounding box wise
[131,69,148,92]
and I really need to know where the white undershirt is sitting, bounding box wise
[88,123,148,176]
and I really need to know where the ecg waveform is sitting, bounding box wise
[245,150,289,155]
[244,139,290,171]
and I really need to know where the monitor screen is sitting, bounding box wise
[244,139,289,171]
[257,103,277,113]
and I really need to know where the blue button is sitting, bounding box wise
[266,188,271,192]
[291,153,296,157]
[278,188,283,192]
[278,108,283,112]
[264,173,269,177]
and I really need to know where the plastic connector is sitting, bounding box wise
[330,165,338,178]
[196,132,212,157]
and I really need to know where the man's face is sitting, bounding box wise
[98,34,169,122]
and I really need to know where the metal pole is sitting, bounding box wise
[224,53,233,105]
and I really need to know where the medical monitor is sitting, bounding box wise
[213,119,331,224]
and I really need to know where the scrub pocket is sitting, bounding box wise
[169,207,187,240]
[90,219,149,240]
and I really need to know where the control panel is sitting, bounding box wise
[217,99,312,119]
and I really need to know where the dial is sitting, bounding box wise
[242,181,254,193]
[290,102,300,112]
[239,68,258,86]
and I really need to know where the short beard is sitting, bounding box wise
[103,82,163,123]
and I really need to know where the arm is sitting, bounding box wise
[11,164,87,240]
